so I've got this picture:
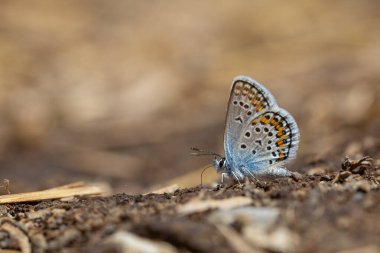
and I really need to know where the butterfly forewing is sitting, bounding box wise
[224,76,277,169]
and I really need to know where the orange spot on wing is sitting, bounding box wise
[251,119,259,125]
[252,99,260,106]
[260,117,269,124]
[270,120,278,126]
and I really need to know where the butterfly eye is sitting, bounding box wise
[218,159,225,168]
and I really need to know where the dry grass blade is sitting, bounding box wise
[0,182,110,204]
[45,181,87,190]
[145,184,179,194]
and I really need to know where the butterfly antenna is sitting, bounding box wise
[190,147,222,158]
[200,164,213,186]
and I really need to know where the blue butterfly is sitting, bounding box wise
[213,75,300,182]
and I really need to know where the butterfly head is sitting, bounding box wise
[190,147,227,174]
[213,156,227,173]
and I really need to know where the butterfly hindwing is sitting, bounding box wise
[236,108,300,176]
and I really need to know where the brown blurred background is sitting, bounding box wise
[0,0,379,194]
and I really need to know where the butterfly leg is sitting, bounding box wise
[231,171,242,185]
[217,173,230,188]
[242,167,257,181]
[221,173,228,183]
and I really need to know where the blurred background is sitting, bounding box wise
[0,0,379,194]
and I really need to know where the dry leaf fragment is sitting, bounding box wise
[177,196,252,215]
[105,230,178,253]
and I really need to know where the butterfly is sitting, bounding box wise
[212,75,300,182]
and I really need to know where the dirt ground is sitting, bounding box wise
[0,1,380,253]
[0,152,379,253]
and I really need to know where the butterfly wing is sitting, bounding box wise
[224,76,277,175]
[224,76,300,179]
[237,108,300,177]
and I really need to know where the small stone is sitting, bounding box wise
[333,171,352,184]
[320,175,332,181]
[340,171,352,180]
[290,172,303,181]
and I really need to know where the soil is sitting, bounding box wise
[1,153,380,253]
